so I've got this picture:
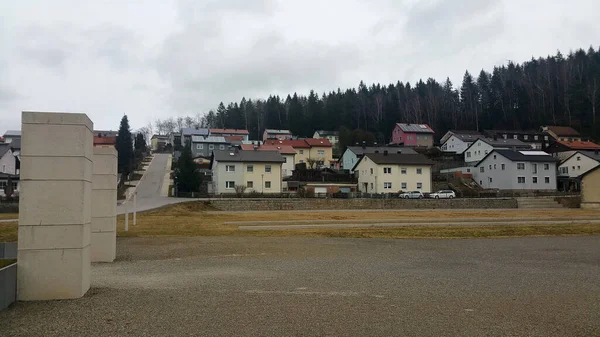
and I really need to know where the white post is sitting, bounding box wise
[133,192,137,226]
[125,209,129,232]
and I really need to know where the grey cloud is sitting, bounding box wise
[0,86,21,105]
[18,25,76,72]
[86,26,144,71]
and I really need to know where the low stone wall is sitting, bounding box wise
[207,197,518,211]
[555,196,581,208]
[0,203,18,213]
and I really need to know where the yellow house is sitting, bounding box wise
[211,150,285,194]
[264,138,333,168]
[353,152,434,193]
[581,166,600,209]
[151,134,169,151]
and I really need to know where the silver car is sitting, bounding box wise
[399,191,424,199]
[429,190,456,199]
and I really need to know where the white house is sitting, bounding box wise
[441,133,483,154]
[0,143,17,175]
[313,130,340,148]
[474,150,557,191]
[341,146,416,171]
[464,138,532,166]
[352,151,434,193]
[2,130,21,144]
[558,151,600,178]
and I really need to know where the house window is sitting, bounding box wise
[503,134,507,139]
[524,135,529,140]
[318,150,325,156]
[517,163,525,170]
[265,181,271,189]
[417,168,422,175]
[265,165,272,173]
[416,183,422,189]
[489,165,492,170]
[401,182,407,189]
[1,165,4,173]
[226,181,235,189]
[299,150,304,154]
[545,177,550,184]
[485,150,489,155]
[501,164,505,170]
[196,144,202,150]
[247,181,253,188]
[219,145,225,150]
[577,156,581,161]
[467,152,471,158]
[518,177,525,184]
[544,164,549,170]
[478,142,481,147]
[494,164,497,170]
[534,135,539,140]
[401,168,407,174]
[467,169,471,173]
[370,168,374,175]
[247,165,253,173]
[283,157,287,163]
[577,166,581,170]
[384,167,392,174]
[532,164,537,174]
[493,155,496,160]
[384,182,392,189]
[226,165,235,172]
[513,135,518,139]
[370,183,374,190]
[489,177,492,183]
[480,167,484,173]
[209,144,214,150]
[544,136,549,140]
[532,177,538,184]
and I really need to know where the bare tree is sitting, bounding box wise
[306,158,318,169]
[184,116,194,128]
[234,185,247,197]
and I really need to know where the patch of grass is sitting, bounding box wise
[0,259,16,269]
[0,213,18,220]
[0,222,18,242]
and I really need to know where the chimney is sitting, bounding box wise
[383,150,388,156]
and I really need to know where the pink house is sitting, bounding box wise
[391,123,435,147]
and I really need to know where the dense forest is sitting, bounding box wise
[154,47,600,146]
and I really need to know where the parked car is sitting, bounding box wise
[399,191,424,199]
[429,190,456,199]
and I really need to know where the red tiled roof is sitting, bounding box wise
[224,136,244,142]
[94,136,117,145]
[304,138,332,147]
[264,139,310,148]
[546,126,580,137]
[240,144,296,154]
[210,128,249,135]
[556,140,600,150]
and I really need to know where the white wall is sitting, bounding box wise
[474,154,557,190]
[0,149,16,174]
[465,140,494,165]
[558,152,600,177]
[441,135,473,154]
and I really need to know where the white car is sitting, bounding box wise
[399,191,424,199]
[429,190,456,199]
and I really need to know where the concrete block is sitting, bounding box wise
[18,223,91,250]
[20,156,93,182]
[93,152,118,175]
[19,180,92,226]
[92,190,117,217]
[92,216,116,233]
[17,246,90,300]
[22,111,93,130]
[91,232,115,262]
[92,174,117,190]
[21,123,93,159]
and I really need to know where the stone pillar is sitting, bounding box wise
[91,146,117,262]
[18,111,93,300]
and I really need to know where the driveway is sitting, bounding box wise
[117,153,190,215]
[2,236,599,336]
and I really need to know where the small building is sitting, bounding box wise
[581,166,600,209]
[545,140,600,160]
[209,128,250,141]
[2,130,21,144]
[441,133,483,154]
[181,127,209,146]
[191,136,230,158]
[341,146,417,171]
[0,143,18,175]
[210,150,285,194]
[313,130,340,147]
[264,138,333,168]
[541,125,581,142]
[240,143,296,177]
[286,167,357,194]
[464,138,531,166]
[263,129,292,142]
[151,135,169,151]
[390,123,435,147]
[557,151,600,192]
[474,150,557,191]
[440,130,481,145]
[483,130,548,149]
[93,136,117,146]
[93,130,119,138]
[352,151,434,194]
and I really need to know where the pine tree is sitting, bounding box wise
[116,115,134,176]
[175,141,201,193]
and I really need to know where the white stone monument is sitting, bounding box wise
[91,146,117,262]
[18,111,93,300]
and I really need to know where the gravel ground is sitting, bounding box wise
[1,236,599,336]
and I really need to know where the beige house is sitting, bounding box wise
[581,166,600,209]
[210,150,284,194]
[264,139,333,168]
[240,144,296,177]
[353,152,434,193]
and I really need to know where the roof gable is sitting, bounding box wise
[475,149,557,167]
[395,123,435,134]
[554,140,600,150]
[346,146,417,156]
[545,126,580,137]
[305,138,332,147]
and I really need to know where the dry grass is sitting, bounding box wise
[0,213,18,220]
[2,202,600,242]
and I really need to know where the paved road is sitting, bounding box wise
[117,153,190,215]
[2,236,598,336]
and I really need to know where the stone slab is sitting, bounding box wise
[92,216,116,233]
[92,190,117,217]
[17,245,91,301]
[92,174,117,190]
[20,156,93,182]
[21,123,93,159]
[18,223,91,250]
[91,232,115,262]
[22,111,93,131]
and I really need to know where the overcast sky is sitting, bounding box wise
[1,0,599,134]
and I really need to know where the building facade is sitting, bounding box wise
[240,144,296,177]
[209,128,250,141]
[541,126,581,142]
[191,136,230,158]
[313,130,340,147]
[211,150,284,194]
[341,146,417,171]
[464,138,531,165]
[483,130,548,149]
[181,127,209,146]
[263,129,293,141]
[390,123,435,147]
[441,134,483,154]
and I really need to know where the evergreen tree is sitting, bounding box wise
[116,115,134,176]
[176,141,202,193]
[134,133,147,152]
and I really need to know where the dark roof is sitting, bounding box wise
[453,134,484,142]
[0,144,10,157]
[2,130,21,137]
[94,130,118,137]
[9,139,21,150]
[315,130,339,137]
[182,128,209,136]
[476,149,557,167]
[346,146,417,156]
[544,126,580,137]
[0,173,19,179]
[562,150,600,164]
[395,123,435,134]
[353,153,434,170]
[212,150,285,163]
[484,129,545,136]
[479,138,531,148]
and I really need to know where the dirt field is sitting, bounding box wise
[1,203,600,242]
